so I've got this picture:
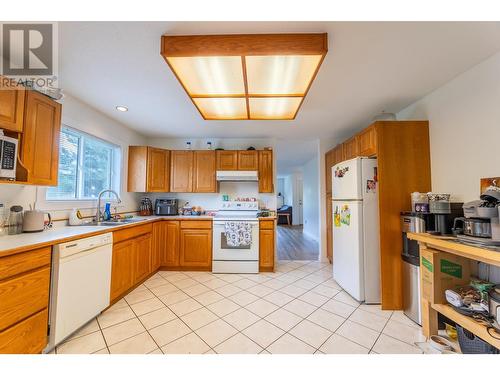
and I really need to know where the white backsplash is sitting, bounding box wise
[146,181,276,212]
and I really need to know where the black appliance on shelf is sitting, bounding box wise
[155,198,178,216]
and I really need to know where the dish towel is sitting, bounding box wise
[224,222,252,247]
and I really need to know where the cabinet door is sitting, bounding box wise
[342,137,359,160]
[325,149,335,195]
[357,125,377,156]
[334,144,344,164]
[237,150,258,170]
[193,150,216,193]
[326,193,333,263]
[179,229,212,269]
[134,234,152,284]
[258,150,274,193]
[21,91,61,185]
[147,147,170,192]
[162,221,180,267]
[110,240,134,301]
[259,228,275,271]
[151,222,164,271]
[0,83,25,132]
[216,150,238,170]
[170,150,193,192]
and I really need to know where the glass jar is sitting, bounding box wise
[8,205,23,235]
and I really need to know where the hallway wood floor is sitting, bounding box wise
[277,225,319,261]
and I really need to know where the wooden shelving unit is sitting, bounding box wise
[432,303,500,349]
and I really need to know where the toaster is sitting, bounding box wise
[155,198,178,216]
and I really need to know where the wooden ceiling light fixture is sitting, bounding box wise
[161,33,328,120]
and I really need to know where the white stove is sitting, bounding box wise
[212,200,259,274]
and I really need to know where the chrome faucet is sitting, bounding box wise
[95,189,122,223]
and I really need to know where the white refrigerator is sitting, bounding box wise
[332,157,380,303]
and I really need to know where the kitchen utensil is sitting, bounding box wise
[8,205,23,235]
[23,209,52,232]
[480,186,500,203]
[429,335,454,352]
[453,217,491,238]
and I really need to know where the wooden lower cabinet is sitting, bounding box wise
[179,224,212,270]
[0,309,48,354]
[259,220,275,272]
[133,234,152,284]
[151,222,163,271]
[162,221,180,267]
[110,239,135,301]
[0,246,51,354]
[326,194,333,263]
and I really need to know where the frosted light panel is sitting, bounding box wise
[193,98,247,119]
[249,97,303,119]
[167,56,245,95]
[246,55,323,95]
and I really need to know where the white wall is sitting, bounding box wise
[397,50,500,283]
[0,94,146,222]
[302,155,320,242]
[146,137,277,211]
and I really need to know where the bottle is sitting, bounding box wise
[104,203,111,221]
[186,141,192,150]
[207,141,212,150]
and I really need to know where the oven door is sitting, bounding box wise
[213,221,259,261]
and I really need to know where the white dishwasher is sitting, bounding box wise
[47,232,113,351]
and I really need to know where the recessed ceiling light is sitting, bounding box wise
[161,33,328,120]
[115,105,128,112]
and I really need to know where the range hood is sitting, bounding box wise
[216,170,259,181]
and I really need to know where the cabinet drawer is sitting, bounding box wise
[0,247,51,281]
[0,309,48,354]
[0,266,50,331]
[180,220,212,229]
[113,223,152,243]
[259,220,275,230]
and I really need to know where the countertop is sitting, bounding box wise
[407,232,500,267]
[0,214,276,257]
[0,215,214,257]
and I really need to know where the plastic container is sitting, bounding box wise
[456,325,499,354]
[411,192,428,212]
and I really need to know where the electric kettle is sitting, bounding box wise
[23,210,52,232]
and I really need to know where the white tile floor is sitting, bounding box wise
[53,260,426,354]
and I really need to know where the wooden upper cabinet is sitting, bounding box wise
[147,147,170,192]
[21,90,61,186]
[193,150,216,193]
[357,125,377,156]
[0,80,25,132]
[334,144,344,164]
[128,146,170,192]
[258,150,274,193]
[342,136,359,161]
[216,150,238,170]
[170,150,194,192]
[325,149,335,194]
[237,150,258,170]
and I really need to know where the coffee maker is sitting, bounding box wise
[429,202,464,235]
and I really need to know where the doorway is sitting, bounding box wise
[275,140,320,261]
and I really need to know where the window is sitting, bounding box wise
[47,127,121,200]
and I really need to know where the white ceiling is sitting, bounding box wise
[59,22,500,140]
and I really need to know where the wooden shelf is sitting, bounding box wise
[432,303,500,349]
[408,232,500,267]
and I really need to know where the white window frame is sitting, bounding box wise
[36,125,123,211]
